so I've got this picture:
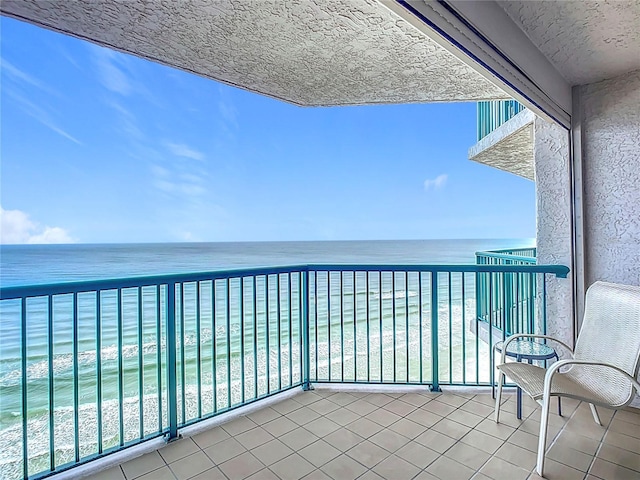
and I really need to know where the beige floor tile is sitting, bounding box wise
[387,417,427,439]
[295,392,324,406]
[191,426,230,449]
[218,452,265,480]
[413,470,440,480]
[270,453,316,480]
[235,426,275,450]
[432,418,472,440]
[325,407,360,426]
[203,437,246,464]
[474,418,516,441]
[547,443,595,472]
[287,406,322,426]
[424,400,457,417]
[222,416,258,436]
[471,474,493,480]
[414,429,457,454]
[395,441,439,469]
[589,457,639,480]
[367,408,401,427]
[246,468,280,480]
[425,455,475,480]
[479,456,530,480]
[460,429,504,455]
[158,438,200,464]
[615,409,640,426]
[247,406,281,425]
[300,468,333,480]
[121,451,166,479]
[168,451,215,479]
[189,466,227,480]
[507,429,543,453]
[346,417,384,438]
[372,454,420,480]
[307,399,340,415]
[563,417,607,441]
[552,429,600,456]
[135,465,176,480]
[437,394,469,408]
[597,443,640,472]
[320,454,367,480]
[608,417,640,439]
[460,399,495,418]
[345,440,389,468]
[494,442,537,471]
[251,439,294,466]
[262,416,299,437]
[280,427,319,450]
[363,393,394,407]
[399,393,433,407]
[447,409,484,428]
[345,399,378,416]
[85,466,126,480]
[298,439,341,467]
[304,417,340,438]
[323,428,363,451]
[357,470,385,480]
[405,408,442,428]
[272,398,304,415]
[382,399,417,416]
[444,442,491,470]
[368,428,410,453]
[325,392,358,407]
[602,429,640,454]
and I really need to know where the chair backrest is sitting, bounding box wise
[574,281,640,401]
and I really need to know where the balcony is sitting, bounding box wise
[0,258,593,480]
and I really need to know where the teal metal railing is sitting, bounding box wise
[0,261,567,480]
[475,248,537,337]
[477,100,526,140]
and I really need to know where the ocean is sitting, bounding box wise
[0,239,534,479]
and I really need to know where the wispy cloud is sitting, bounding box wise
[424,174,448,191]
[5,89,82,144]
[151,163,207,197]
[165,142,205,161]
[1,59,53,93]
[0,206,75,244]
[91,45,132,95]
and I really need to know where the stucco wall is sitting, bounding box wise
[533,117,574,356]
[580,69,640,288]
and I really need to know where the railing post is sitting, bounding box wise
[301,269,312,390]
[166,282,179,440]
[430,273,441,392]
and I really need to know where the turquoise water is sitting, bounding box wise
[0,239,533,479]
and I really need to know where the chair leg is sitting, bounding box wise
[536,391,551,476]
[589,403,602,426]
[494,370,504,423]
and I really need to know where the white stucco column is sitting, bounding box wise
[533,117,574,357]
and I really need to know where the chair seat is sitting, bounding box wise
[496,362,629,407]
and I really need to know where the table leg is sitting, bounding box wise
[554,353,562,416]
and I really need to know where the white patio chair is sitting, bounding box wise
[494,281,640,477]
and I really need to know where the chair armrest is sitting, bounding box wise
[499,334,574,365]
[544,359,640,394]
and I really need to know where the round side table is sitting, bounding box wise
[493,339,561,419]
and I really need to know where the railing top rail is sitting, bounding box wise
[478,247,536,254]
[0,263,569,300]
[475,252,537,263]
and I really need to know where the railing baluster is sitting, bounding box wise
[180,284,186,424]
[353,272,357,382]
[430,273,440,392]
[366,272,370,383]
[340,272,344,382]
[277,274,282,391]
[156,286,162,432]
[226,278,231,408]
[21,297,28,479]
[405,272,409,383]
[392,272,396,383]
[240,278,245,404]
[419,273,423,384]
[265,275,270,394]
[166,283,178,440]
[138,287,144,437]
[379,271,382,382]
[117,289,125,445]
[196,282,202,418]
[253,276,258,399]
[302,270,310,390]
[49,295,56,467]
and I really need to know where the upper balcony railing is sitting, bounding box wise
[477,100,526,141]
[475,248,537,337]
[0,260,567,480]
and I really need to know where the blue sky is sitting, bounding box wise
[0,17,535,244]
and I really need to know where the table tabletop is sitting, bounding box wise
[494,339,557,360]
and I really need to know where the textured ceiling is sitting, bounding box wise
[499,0,640,86]
[1,0,509,106]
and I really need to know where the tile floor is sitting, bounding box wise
[86,389,640,480]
